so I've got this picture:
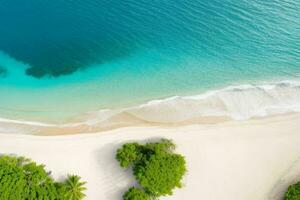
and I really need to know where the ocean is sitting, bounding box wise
[0,0,299,134]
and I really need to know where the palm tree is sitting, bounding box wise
[64,175,87,200]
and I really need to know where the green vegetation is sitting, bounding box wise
[63,175,87,200]
[116,142,141,168]
[123,187,150,200]
[116,139,186,200]
[285,182,300,200]
[0,155,86,200]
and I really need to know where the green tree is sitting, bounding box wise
[134,153,186,197]
[116,142,142,168]
[144,139,175,154]
[123,187,150,200]
[63,175,87,200]
[285,182,300,200]
[0,155,86,200]
[116,139,187,200]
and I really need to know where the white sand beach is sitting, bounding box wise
[0,114,300,200]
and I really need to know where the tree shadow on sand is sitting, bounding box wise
[93,137,164,200]
[93,142,136,200]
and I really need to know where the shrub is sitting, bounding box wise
[123,187,150,200]
[144,139,176,154]
[285,182,300,200]
[0,155,86,200]
[116,139,186,199]
[134,153,186,197]
[116,142,141,168]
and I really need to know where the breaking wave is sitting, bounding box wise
[1,80,300,135]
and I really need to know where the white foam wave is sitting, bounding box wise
[1,79,300,134]
[114,80,300,123]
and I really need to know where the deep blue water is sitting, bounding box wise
[0,0,299,123]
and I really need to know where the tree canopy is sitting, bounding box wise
[285,182,300,200]
[116,142,141,168]
[134,153,186,196]
[123,187,150,200]
[0,155,86,200]
[116,139,186,199]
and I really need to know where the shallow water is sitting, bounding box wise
[0,0,299,132]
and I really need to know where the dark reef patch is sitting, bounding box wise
[0,0,135,79]
[0,66,8,78]
[25,65,80,78]
[1,35,133,78]
[0,35,133,78]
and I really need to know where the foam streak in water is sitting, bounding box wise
[1,80,300,134]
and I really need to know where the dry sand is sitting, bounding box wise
[0,114,300,200]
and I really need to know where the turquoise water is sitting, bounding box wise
[0,0,300,127]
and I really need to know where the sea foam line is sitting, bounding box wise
[1,79,300,131]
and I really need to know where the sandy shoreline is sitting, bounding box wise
[1,78,300,136]
[0,114,300,199]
